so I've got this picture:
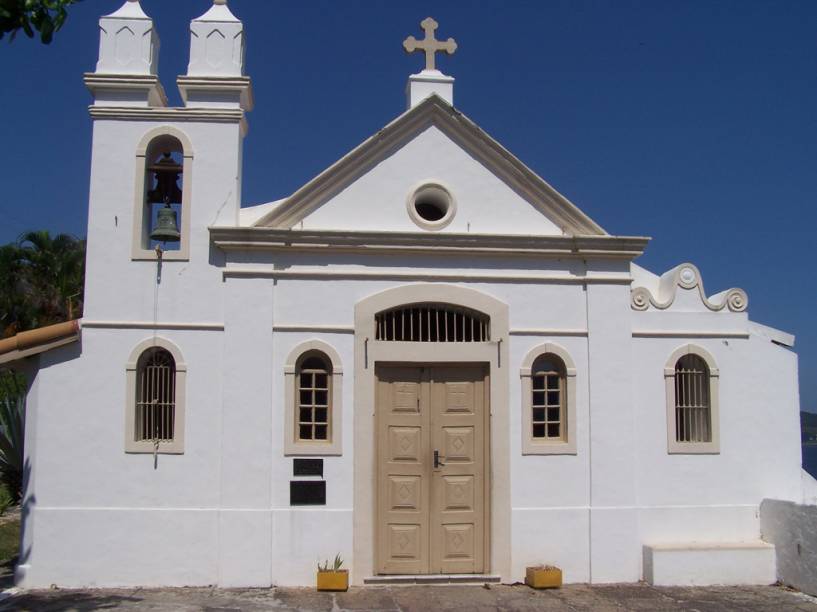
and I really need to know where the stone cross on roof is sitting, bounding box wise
[403,17,457,72]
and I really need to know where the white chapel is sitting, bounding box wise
[2,0,811,589]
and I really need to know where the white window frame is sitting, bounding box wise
[125,336,186,454]
[520,343,577,455]
[131,126,194,261]
[284,340,343,456]
[665,344,720,454]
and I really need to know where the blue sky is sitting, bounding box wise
[1,0,815,411]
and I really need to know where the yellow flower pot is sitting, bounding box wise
[525,565,562,589]
[317,569,349,591]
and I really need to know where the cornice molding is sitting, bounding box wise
[631,263,748,313]
[84,72,168,107]
[88,105,247,135]
[210,227,648,260]
[632,330,749,339]
[222,268,634,284]
[273,324,355,334]
[81,321,224,331]
[509,328,588,337]
[176,75,254,111]
[88,106,244,123]
[252,95,606,235]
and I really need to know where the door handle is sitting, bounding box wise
[434,449,446,468]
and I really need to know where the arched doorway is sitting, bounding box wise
[353,284,510,582]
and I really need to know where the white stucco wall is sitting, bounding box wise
[19,251,803,587]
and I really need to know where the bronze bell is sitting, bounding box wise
[150,200,181,242]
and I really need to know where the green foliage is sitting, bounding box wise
[0,519,20,563]
[0,0,81,44]
[318,553,344,572]
[0,394,24,504]
[0,485,11,516]
[0,370,25,403]
[1,231,85,338]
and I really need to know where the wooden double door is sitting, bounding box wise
[375,364,489,575]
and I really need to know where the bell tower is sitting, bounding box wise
[81,0,252,324]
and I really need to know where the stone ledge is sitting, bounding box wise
[643,541,776,586]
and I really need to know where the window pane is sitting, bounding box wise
[314,425,328,440]
[533,424,545,438]
[314,373,328,389]
[547,423,560,438]
[300,373,312,388]
[299,425,312,440]
[547,407,560,422]
[532,375,545,390]
[314,390,328,406]
[302,356,327,370]
[546,375,560,390]
[299,390,312,405]
[314,407,328,424]
[547,391,560,406]
[532,391,545,406]
[533,359,557,374]
[299,407,312,423]
[533,407,545,422]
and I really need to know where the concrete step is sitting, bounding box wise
[643,541,776,586]
[364,574,502,585]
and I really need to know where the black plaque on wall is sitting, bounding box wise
[290,480,326,506]
[293,458,323,477]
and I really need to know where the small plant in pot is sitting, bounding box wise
[316,553,348,591]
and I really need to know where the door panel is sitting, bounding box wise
[376,364,487,575]
[376,366,429,574]
[430,366,486,574]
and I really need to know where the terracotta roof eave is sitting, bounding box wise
[0,320,81,365]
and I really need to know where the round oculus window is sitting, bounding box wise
[407,183,456,230]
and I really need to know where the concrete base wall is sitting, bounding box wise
[643,542,776,586]
[760,496,817,597]
[16,508,353,589]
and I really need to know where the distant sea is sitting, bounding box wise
[804,445,817,479]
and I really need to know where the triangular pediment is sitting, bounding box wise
[253,95,605,236]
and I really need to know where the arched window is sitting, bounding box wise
[375,303,490,342]
[126,338,186,454]
[674,354,711,443]
[284,340,343,455]
[296,352,331,442]
[142,139,184,252]
[520,343,577,455]
[665,345,720,454]
[531,354,566,441]
[132,127,193,261]
[135,348,176,443]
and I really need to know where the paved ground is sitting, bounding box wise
[1,583,816,612]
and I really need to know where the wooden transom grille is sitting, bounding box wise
[135,348,176,442]
[674,354,711,443]
[532,355,564,439]
[298,354,330,441]
[375,303,490,342]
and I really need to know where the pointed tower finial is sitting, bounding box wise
[185,0,244,77]
[177,0,252,113]
[95,0,158,75]
[86,0,166,107]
